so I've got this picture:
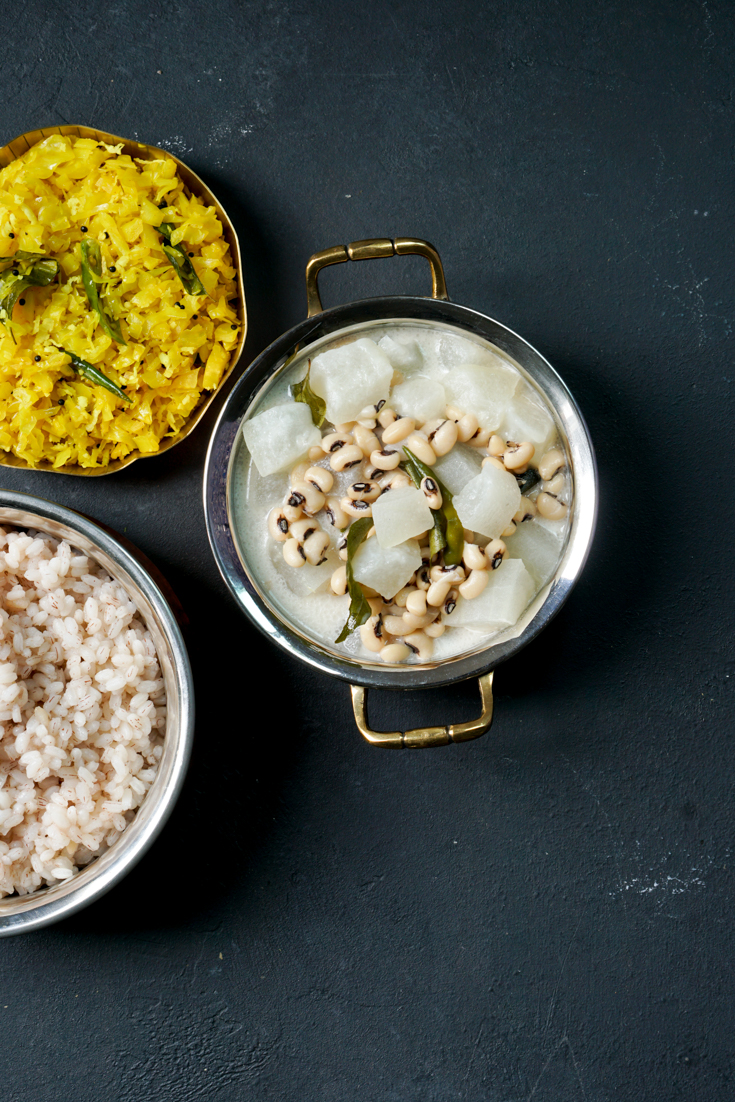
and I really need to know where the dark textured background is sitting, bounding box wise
[1,1,734,1098]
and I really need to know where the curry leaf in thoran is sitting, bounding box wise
[335,517,373,644]
[158,223,206,296]
[80,239,126,344]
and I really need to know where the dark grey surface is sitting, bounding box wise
[1,2,733,1099]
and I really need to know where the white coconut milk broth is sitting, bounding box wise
[228,319,571,666]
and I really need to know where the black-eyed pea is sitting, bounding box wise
[353,422,380,456]
[501,521,517,538]
[391,371,404,387]
[380,470,410,492]
[290,480,325,515]
[536,492,568,520]
[482,455,506,472]
[362,463,385,482]
[394,587,415,607]
[289,518,317,543]
[348,481,381,503]
[445,404,463,422]
[404,631,433,662]
[415,562,432,590]
[503,441,535,471]
[337,536,349,560]
[305,466,334,494]
[514,497,537,524]
[404,432,436,465]
[303,529,330,565]
[459,570,489,600]
[443,588,459,617]
[325,496,349,531]
[330,565,348,595]
[538,447,565,481]
[360,615,385,653]
[402,609,436,632]
[456,412,478,443]
[543,472,566,496]
[367,526,376,539]
[427,578,452,607]
[341,496,372,519]
[282,538,307,567]
[321,431,353,454]
[485,538,507,569]
[382,416,415,445]
[469,427,492,448]
[383,615,408,636]
[366,596,385,616]
[420,475,442,509]
[289,460,310,486]
[405,588,427,617]
[428,418,458,456]
[429,564,465,585]
[268,507,291,542]
[334,421,356,434]
[308,444,326,463]
[330,444,364,472]
[425,620,445,639]
[379,642,412,664]
[282,498,304,522]
[422,418,444,438]
[463,543,488,571]
[370,448,401,471]
[488,434,505,456]
[377,406,397,428]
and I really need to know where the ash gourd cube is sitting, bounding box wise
[432,445,482,495]
[442,359,519,431]
[453,463,520,539]
[242,403,322,477]
[352,538,422,600]
[390,376,446,423]
[504,520,562,588]
[309,338,393,425]
[448,559,535,632]
[378,334,424,373]
[501,384,556,456]
[371,485,434,549]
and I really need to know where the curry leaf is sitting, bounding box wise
[292,360,326,427]
[335,516,373,644]
[80,239,125,344]
[402,447,464,565]
[55,347,132,404]
[158,223,205,296]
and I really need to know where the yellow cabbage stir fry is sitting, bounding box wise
[0,134,241,469]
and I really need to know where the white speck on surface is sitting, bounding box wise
[156,135,192,155]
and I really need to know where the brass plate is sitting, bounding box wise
[0,125,247,476]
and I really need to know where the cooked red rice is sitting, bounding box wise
[0,526,165,896]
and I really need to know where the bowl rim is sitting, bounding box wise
[204,294,598,690]
[0,124,247,477]
[0,488,195,935]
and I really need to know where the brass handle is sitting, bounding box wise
[350,672,494,748]
[305,237,449,317]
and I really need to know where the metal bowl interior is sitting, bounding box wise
[205,296,597,691]
[0,125,247,476]
[0,489,194,936]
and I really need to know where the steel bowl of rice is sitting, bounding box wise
[0,487,194,935]
[0,125,246,475]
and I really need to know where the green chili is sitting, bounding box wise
[55,347,132,404]
[402,447,464,566]
[80,239,125,344]
[292,360,326,427]
[335,517,373,644]
[0,253,59,338]
[158,223,205,296]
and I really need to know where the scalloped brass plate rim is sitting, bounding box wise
[0,124,247,477]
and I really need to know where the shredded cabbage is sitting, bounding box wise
[0,134,241,469]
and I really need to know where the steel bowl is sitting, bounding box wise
[204,238,597,747]
[0,488,194,935]
[0,125,247,476]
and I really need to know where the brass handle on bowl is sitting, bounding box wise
[349,672,494,748]
[305,237,449,317]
